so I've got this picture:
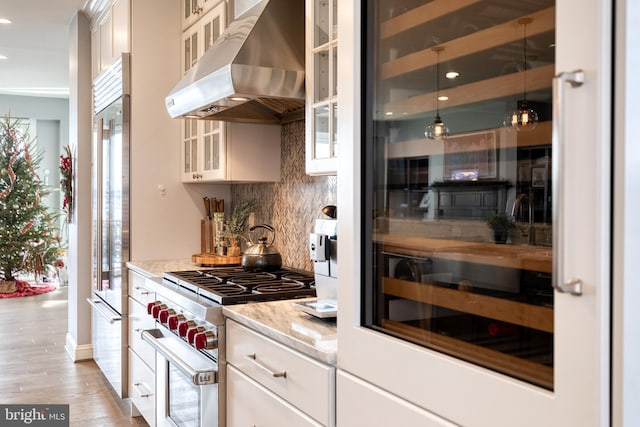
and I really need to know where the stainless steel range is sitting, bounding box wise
[140,266,316,427]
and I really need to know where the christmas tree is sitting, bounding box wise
[0,115,63,282]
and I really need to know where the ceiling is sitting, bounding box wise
[0,0,88,98]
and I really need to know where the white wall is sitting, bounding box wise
[128,0,231,261]
[67,10,93,361]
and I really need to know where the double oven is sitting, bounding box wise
[140,266,316,427]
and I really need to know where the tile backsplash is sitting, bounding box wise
[230,120,337,272]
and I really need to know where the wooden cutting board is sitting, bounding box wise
[191,253,242,266]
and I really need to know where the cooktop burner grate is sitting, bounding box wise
[163,267,316,305]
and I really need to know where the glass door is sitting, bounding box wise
[365,0,556,390]
[338,0,612,425]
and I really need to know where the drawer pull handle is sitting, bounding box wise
[135,286,151,295]
[133,382,152,398]
[245,353,286,378]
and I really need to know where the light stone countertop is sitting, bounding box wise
[223,299,338,365]
[126,259,201,278]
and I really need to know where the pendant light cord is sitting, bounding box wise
[436,49,440,115]
[523,22,527,104]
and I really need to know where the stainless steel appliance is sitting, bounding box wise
[165,0,304,124]
[297,206,338,317]
[89,53,131,399]
[142,266,316,427]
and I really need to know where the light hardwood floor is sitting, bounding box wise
[0,285,149,427]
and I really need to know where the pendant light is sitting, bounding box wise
[425,46,449,141]
[505,18,538,131]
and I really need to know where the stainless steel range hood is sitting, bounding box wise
[165,0,304,124]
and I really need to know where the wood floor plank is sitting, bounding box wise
[0,286,148,426]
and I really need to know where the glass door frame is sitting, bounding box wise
[336,0,613,425]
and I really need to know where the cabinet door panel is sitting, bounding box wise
[227,365,322,427]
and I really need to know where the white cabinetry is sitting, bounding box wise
[227,365,322,427]
[128,271,157,426]
[183,122,281,182]
[91,0,130,78]
[226,319,335,426]
[181,2,225,75]
[180,1,226,182]
[305,0,338,176]
[337,371,454,427]
[181,0,220,31]
[179,1,280,183]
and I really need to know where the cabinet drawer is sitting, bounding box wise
[128,271,157,306]
[227,365,322,427]
[128,297,156,368]
[226,319,334,426]
[128,349,156,427]
[337,370,455,427]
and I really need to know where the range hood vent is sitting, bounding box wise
[165,0,305,124]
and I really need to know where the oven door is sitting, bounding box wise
[142,329,218,427]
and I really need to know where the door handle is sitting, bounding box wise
[87,298,122,323]
[552,70,584,296]
[245,353,287,378]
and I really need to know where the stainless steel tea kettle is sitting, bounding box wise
[241,224,283,271]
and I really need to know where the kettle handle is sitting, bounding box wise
[248,224,276,246]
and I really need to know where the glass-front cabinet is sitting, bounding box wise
[180,1,226,182]
[306,0,338,175]
[338,0,612,425]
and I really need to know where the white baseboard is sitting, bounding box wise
[65,332,93,361]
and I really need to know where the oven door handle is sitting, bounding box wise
[141,329,218,385]
[86,298,121,324]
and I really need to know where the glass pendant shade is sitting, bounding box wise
[425,115,450,140]
[426,46,448,141]
[505,18,538,132]
[504,102,539,130]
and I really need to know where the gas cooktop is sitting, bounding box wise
[162,266,316,305]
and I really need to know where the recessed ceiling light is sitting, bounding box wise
[445,71,459,79]
[385,111,393,116]
[0,18,12,24]
[0,55,7,60]
[228,96,249,102]
[438,95,449,101]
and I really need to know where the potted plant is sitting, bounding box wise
[223,200,258,256]
[486,212,515,244]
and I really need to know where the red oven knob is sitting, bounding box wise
[152,303,167,319]
[168,314,186,331]
[158,308,176,324]
[194,330,218,350]
[187,326,205,345]
[178,320,196,337]
[147,301,162,315]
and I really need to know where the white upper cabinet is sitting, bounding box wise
[181,1,225,75]
[179,1,231,183]
[183,122,281,183]
[305,0,338,176]
[91,0,130,78]
[181,0,220,31]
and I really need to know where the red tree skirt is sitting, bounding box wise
[0,279,57,299]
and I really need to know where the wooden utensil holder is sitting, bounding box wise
[201,218,216,254]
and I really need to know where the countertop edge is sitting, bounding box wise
[223,302,337,366]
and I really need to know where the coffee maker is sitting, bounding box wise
[295,205,338,318]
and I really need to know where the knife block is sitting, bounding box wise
[201,219,216,254]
